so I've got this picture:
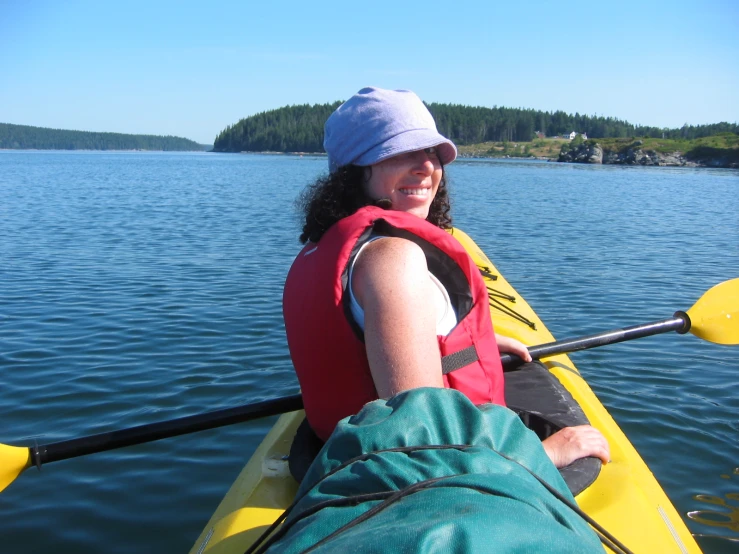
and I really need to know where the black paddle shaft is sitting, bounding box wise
[29,394,304,468]
[500,311,691,369]
[26,313,693,467]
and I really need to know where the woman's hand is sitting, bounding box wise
[541,425,610,468]
[494,333,532,362]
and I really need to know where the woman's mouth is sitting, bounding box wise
[398,187,430,197]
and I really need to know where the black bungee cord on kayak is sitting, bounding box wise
[477,265,498,281]
[244,444,634,554]
[479,266,537,330]
[488,288,516,303]
[489,293,538,330]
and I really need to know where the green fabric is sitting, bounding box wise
[269,388,602,553]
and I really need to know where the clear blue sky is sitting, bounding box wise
[2,0,738,144]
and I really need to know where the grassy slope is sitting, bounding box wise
[458,133,739,162]
[457,138,571,159]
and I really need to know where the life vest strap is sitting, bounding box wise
[441,345,479,374]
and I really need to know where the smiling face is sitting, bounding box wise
[363,147,443,220]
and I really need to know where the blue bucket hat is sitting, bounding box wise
[324,87,457,173]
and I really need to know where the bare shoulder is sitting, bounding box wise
[352,237,429,304]
[355,237,427,279]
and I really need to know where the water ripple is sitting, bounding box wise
[1,152,737,553]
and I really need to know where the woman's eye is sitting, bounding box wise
[424,147,439,157]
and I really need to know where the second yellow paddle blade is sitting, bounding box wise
[687,278,739,345]
[0,444,31,493]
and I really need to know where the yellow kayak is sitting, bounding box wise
[190,228,701,554]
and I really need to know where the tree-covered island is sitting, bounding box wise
[0,123,209,151]
[213,102,738,168]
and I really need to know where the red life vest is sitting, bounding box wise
[283,206,505,441]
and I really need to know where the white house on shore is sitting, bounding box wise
[538,131,588,140]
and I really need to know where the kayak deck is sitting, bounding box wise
[190,228,700,554]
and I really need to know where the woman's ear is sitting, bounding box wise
[362,166,372,187]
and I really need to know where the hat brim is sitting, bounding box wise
[353,129,457,167]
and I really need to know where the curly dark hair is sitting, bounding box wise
[298,164,452,244]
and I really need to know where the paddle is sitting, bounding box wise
[0,394,303,493]
[1,279,736,493]
[502,278,737,366]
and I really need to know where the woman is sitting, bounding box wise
[283,87,608,469]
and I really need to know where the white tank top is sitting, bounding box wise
[348,237,458,336]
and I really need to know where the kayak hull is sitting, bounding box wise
[191,228,701,554]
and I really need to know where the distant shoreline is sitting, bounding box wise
[0,148,212,153]
[5,147,735,169]
[0,122,209,152]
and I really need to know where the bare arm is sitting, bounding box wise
[352,237,444,398]
[354,238,608,468]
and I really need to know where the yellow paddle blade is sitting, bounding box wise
[686,278,739,345]
[0,444,31,493]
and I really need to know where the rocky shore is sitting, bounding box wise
[559,140,738,168]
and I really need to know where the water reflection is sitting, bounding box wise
[689,468,739,545]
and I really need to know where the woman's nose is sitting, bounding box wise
[410,150,436,175]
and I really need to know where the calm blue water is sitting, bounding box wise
[0,151,737,553]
